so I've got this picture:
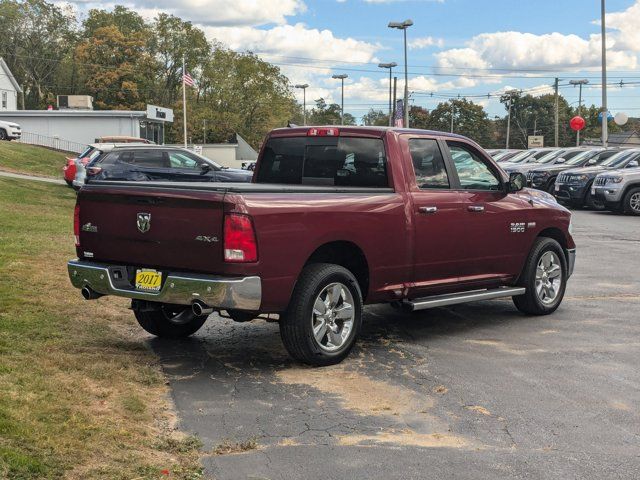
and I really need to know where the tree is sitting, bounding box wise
[428,99,493,146]
[409,106,430,130]
[0,0,76,108]
[308,98,355,126]
[362,109,389,126]
[75,26,150,110]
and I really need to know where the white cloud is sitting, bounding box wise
[408,36,444,50]
[65,0,306,26]
[201,23,380,63]
[605,0,640,53]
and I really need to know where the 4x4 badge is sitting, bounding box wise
[137,213,151,233]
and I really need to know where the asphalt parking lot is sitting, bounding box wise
[150,210,639,480]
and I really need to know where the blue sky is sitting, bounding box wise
[66,0,640,123]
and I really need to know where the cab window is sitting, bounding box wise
[409,138,449,189]
[168,151,203,169]
[447,142,501,191]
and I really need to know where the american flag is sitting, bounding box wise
[394,99,404,127]
[182,70,195,87]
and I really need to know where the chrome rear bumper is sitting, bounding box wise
[67,259,261,311]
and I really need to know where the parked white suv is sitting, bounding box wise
[0,120,21,141]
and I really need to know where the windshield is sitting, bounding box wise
[606,150,640,167]
[504,151,532,163]
[564,150,594,166]
[535,150,566,164]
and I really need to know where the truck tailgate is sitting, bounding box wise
[77,185,226,273]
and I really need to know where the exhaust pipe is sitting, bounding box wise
[192,300,214,316]
[81,286,103,300]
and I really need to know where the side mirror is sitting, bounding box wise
[200,163,212,173]
[508,172,527,193]
[587,158,597,165]
[556,157,566,164]
[627,160,639,168]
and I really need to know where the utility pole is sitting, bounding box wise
[294,84,309,125]
[570,79,589,146]
[601,0,608,147]
[378,62,397,127]
[505,90,518,149]
[182,56,187,148]
[392,77,398,125]
[554,77,559,147]
[450,101,455,133]
[332,74,348,125]
[388,19,413,128]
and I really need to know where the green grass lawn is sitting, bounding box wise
[0,178,202,479]
[0,142,69,178]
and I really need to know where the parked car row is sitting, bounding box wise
[495,146,640,214]
[63,142,253,189]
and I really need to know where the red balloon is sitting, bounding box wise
[570,115,586,131]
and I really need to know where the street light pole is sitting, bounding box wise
[378,62,397,127]
[332,74,348,125]
[294,84,309,125]
[570,79,589,146]
[601,0,608,147]
[505,90,518,149]
[388,19,413,128]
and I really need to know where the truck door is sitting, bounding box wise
[443,140,532,281]
[402,136,469,297]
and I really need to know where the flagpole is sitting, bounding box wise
[182,55,187,148]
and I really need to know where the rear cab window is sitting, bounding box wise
[257,136,389,187]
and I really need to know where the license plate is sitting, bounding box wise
[555,185,560,192]
[135,269,162,292]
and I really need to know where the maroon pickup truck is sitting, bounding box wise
[68,126,576,365]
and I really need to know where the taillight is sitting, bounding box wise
[74,204,80,247]
[307,127,339,137]
[223,213,257,263]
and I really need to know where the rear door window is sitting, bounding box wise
[408,138,450,189]
[132,150,169,168]
[257,136,388,187]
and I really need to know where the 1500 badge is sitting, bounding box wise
[510,222,526,233]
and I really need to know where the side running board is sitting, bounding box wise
[405,287,526,311]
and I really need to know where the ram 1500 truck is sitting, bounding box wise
[68,126,576,365]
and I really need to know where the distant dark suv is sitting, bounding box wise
[554,149,640,208]
[526,148,605,193]
[85,146,252,183]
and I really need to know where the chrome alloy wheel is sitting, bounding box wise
[535,251,562,305]
[311,282,355,352]
[630,192,640,213]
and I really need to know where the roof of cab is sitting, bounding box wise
[270,125,470,140]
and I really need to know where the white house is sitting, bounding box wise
[0,58,21,111]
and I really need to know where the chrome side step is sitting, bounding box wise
[405,287,526,311]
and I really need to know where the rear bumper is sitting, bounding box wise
[67,259,261,311]
[566,248,576,278]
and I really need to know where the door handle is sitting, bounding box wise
[419,206,438,214]
[468,205,485,212]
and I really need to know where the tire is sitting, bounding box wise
[0,129,7,141]
[584,187,604,210]
[546,179,556,194]
[280,263,362,366]
[513,237,567,315]
[133,301,207,338]
[622,187,640,216]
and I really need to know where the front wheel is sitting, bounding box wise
[623,187,640,216]
[513,237,567,315]
[0,129,7,141]
[280,263,362,366]
[133,301,208,338]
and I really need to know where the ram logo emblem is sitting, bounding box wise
[137,213,151,233]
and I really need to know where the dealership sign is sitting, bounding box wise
[528,135,544,148]
[146,104,174,122]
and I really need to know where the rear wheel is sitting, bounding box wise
[133,301,208,338]
[623,187,640,216]
[280,263,362,366]
[513,237,567,315]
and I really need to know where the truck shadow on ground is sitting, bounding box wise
[146,300,529,453]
